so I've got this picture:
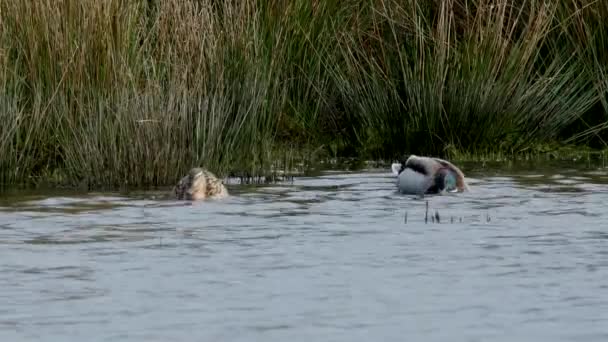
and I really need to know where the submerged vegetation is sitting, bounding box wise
[0,0,607,188]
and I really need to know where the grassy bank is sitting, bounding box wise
[1,0,607,188]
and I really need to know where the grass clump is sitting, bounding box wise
[1,0,299,188]
[0,0,607,189]
[330,0,599,158]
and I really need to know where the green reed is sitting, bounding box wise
[0,0,606,188]
[555,0,608,146]
[0,0,310,187]
[330,0,600,158]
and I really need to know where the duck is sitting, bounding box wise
[174,167,229,200]
[391,155,469,195]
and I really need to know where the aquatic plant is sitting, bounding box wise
[0,0,308,187]
[330,0,600,157]
[0,0,606,188]
[556,0,608,146]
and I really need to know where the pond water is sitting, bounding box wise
[1,161,608,341]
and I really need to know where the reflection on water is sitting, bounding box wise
[1,162,608,341]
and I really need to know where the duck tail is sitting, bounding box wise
[391,163,402,175]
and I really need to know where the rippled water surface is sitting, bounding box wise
[2,163,608,341]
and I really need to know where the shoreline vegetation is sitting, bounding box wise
[1,0,607,189]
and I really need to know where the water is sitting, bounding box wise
[1,162,608,341]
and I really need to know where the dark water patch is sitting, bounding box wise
[530,209,601,217]
[583,231,608,240]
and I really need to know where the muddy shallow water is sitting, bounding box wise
[1,162,608,341]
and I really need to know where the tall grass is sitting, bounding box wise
[0,0,314,187]
[330,0,600,158]
[556,0,608,146]
[0,0,606,188]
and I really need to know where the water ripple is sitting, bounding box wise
[1,166,608,341]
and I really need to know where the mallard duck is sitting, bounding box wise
[174,167,229,200]
[391,155,469,195]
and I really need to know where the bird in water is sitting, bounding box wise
[174,167,229,201]
[391,155,469,195]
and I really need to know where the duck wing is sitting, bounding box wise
[397,168,434,195]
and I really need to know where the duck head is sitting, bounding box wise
[174,167,229,201]
[391,155,468,195]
